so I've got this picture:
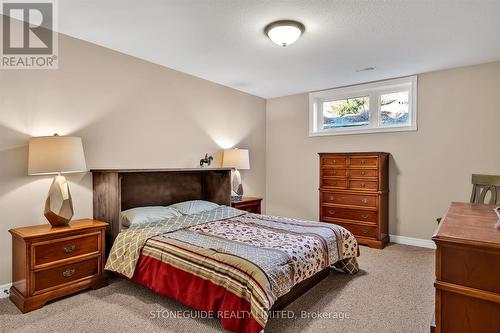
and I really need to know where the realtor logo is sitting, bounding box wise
[1,0,58,69]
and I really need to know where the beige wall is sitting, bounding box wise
[266,62,500,241]
[0,33,266,285]
[1,23,499,287]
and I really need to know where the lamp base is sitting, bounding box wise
[44,175,74,227]
[231,169,244,196]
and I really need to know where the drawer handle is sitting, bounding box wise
[63,268,75,278]
[360,171,366,176]
[361,213,369,219]
[362,198,369,204]
[361,160,366,164]
[63,245,76,253]
[361,183,366,188]
[329,195,335,201]
[361,229,368,234]
[333,160,337,164]
[328,210,336,215]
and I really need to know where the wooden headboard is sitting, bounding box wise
[91,168,231,246]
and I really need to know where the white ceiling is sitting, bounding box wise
[53,1,500,98]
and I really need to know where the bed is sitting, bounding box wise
[92,168,359,333]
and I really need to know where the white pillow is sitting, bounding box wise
[168,200,219,215]
[121,206,182,227]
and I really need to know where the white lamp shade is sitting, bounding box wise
[222,149,250,170]
[28,136,87,175]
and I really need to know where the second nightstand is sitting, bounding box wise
[9,219,108,313]
[231,196,262,214]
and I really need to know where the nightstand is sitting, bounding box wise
[231,196,262,214]
[9,219,108,313]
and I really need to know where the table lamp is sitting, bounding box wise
[222,148,250,200]
[28,134,87,227]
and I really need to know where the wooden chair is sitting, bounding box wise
[470,174,500,205]
[438,174,500,223]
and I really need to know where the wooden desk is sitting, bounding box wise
[432,202,500,333]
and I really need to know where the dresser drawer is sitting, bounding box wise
[439,291,500,333]
[322,168,347,177]
[350,156,378,168]
[321,178,348,189]
[322,206,377,223]
[440,244,500,294]
[349,169,378,178]
[322,192,377,208]
[334,222,378,238]
[33,257,99,293]
[349,179,378,191]
[321,157,346,167]
[34,233,99,267]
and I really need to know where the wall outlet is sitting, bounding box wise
[0,284,12,299]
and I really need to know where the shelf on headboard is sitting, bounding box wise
[90,167,232,173]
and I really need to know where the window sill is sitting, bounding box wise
[309,124,417,137]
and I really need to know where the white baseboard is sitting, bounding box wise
[0,283,12,299]
[390,234,436,249]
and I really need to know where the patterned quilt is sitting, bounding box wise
[105,206,359,333]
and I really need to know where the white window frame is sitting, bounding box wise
[309,76,417,136]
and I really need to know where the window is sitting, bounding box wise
[309,76,417,136]
[322,96,370,129]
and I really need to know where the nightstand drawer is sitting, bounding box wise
[34,233,99,267]
[238,204,260,213]
[34,257,99,293]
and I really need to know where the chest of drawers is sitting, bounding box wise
[319,152,389,249]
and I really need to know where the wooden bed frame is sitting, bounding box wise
[91,168,330,311]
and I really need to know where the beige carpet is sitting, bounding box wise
[0,244,435,333]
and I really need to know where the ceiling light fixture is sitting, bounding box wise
[265,20,305,47]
